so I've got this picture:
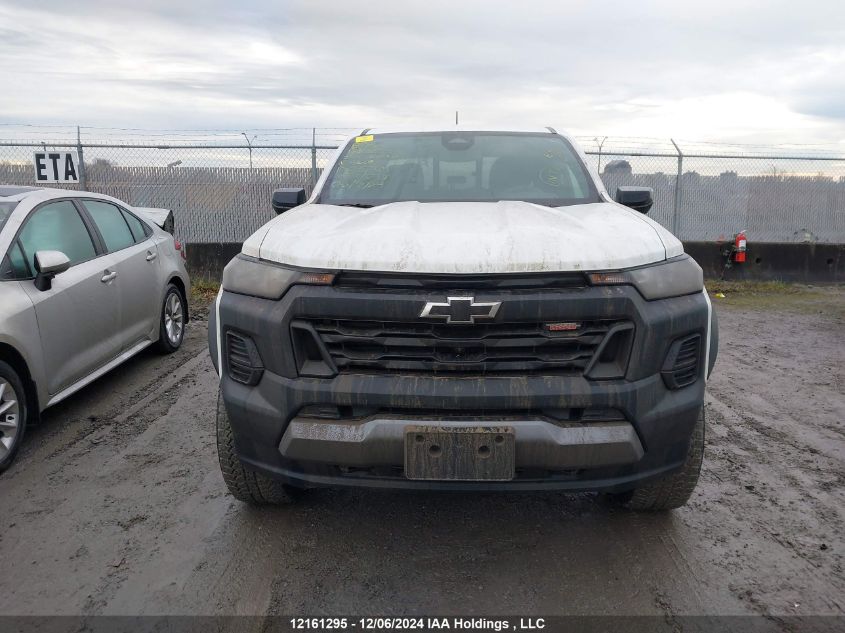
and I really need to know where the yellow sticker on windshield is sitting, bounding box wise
[355,135,374,143]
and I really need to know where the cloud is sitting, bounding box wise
[1,0,844,145]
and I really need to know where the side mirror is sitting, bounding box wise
[615,186,653,214]
[34,250,70,291]
[272,188,306,215]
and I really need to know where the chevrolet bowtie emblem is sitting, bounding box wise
[419,296,502,324]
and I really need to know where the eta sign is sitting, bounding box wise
[33,151,80,183]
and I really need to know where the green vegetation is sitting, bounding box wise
[707,279,801,296]
[190,279,220,304]
[706,279,844,316]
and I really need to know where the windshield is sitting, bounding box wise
[0,201,18,233]
[319,132,599,207]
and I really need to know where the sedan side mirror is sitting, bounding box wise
[615,186,653,214]
[272,188,306,215]
[34,250,70,291]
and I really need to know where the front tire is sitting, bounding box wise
[216,391,294,505]
[615,406,705,511]
[0,361,27,474]
[156,284,185,353]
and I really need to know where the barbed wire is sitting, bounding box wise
[0,125,843,159]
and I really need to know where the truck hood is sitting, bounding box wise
[243,200,682,274]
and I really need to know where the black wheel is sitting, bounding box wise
[156,284,185,353]
[216,391,294,505]
[614,407,705,511]
[0,361,27,474]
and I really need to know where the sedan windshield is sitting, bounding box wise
[319,132,599,207]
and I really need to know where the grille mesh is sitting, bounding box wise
[305,319,625,375]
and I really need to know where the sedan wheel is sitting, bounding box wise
[0,374,23,468]
[164,292,184,347]
[157,284,186,354]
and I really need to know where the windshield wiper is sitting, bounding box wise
[337,203,374,208]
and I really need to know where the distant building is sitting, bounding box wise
[603,159,632,176]
[681,171,701,185]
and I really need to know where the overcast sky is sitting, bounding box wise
[1,0,844,146]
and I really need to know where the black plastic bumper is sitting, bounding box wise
[221,370,703,491]
[210,282,714,492]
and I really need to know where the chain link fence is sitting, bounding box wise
[1,127,844,244]
[578,137,845,244]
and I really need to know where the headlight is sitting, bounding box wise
[588,255,703,300]
[222,255,334,299]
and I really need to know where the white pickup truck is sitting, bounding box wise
[209,128,717,511]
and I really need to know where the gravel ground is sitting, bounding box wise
[0,288,842,623]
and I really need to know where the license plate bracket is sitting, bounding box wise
[404,425,515,481]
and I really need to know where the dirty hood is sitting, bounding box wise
[242,200,682,273]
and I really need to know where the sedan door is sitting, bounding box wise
[80,200,162,350]
[16,200,123,395]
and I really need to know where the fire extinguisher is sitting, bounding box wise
[733,231,747,263]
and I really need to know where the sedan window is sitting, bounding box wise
[84,200,135,252]
[0,242,32,280]
[0,201,18,232]
[18,201,97,269]
[120,208,149,243]
[8,242,30,277]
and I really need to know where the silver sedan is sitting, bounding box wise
[0,186,190,472]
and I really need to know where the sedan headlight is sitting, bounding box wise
[588,255,703,300]
[222,255,334,299]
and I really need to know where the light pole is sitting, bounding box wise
[594,136,608,174]
[242,132,255,169]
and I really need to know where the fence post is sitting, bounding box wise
[670,138,683,235]
[76,125,87,190]
[311,128,318,190]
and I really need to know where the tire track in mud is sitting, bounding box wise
[41,354,210,487]
[700,300,845,617]
[8,323,211,480]
[702,393,845,615]
[0,324,216,615]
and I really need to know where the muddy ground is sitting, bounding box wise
[0,287,843,622]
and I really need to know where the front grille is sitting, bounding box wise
[304,319,628,375]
